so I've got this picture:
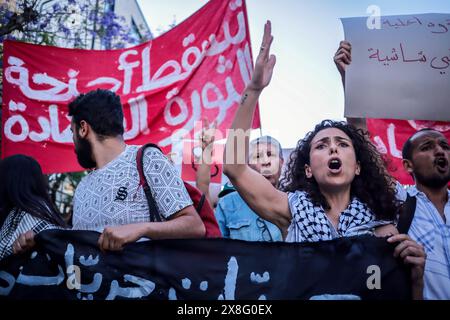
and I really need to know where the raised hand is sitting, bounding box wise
[334,40,352,79]
[201,118,217,151]
[248,20,276,92]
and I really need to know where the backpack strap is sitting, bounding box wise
[136,143,163,222]
[196,193,206,213]
[397,194,417,234]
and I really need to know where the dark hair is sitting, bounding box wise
[402,128,436,161]
[279,120,398,220]
[0,155,66,228]
[68,89,124,139]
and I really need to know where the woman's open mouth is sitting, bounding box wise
[328,158,342,173]
[435,157,449,173]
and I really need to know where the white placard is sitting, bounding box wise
[341,13,450,121]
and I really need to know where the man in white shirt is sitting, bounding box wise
[397,129,450,299]
[68,89,205,251]
[335,41,450,299]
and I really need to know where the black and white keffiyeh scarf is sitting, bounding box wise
[0,209,59,262]
[286,191,391,243]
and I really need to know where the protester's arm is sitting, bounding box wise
[223,21,291,233]
[141,205,205,239]
[347,117,368,132]
[334,40,368,132]
[12,215,62,255]
[388,234,426,300]
[196,158,211,200]
[334,40,351,87]
[98,205,205,251]
[196,119,218,206]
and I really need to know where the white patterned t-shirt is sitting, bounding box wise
[72,145,192,231]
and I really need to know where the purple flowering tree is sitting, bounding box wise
[0,0,151,49]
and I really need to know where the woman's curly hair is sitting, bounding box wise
[279,120,399,220]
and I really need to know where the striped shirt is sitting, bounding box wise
[0,209,60,262]
[396,183,450,300]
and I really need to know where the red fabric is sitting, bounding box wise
[1,0,259,176]
[367,119,450,185]
[184,182,222,238]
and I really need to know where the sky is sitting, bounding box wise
[137,0,450,148]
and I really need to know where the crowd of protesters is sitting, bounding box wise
[0,21,449,300]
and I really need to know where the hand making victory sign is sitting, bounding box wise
[224,21,292,237]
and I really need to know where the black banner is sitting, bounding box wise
[0,230,411,300]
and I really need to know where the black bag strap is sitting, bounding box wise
[196,193,206,213]
[136,143,163,222]
[397,194,417,234]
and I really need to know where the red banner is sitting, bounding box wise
[1,0,260,176]
[367,119,450,185]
